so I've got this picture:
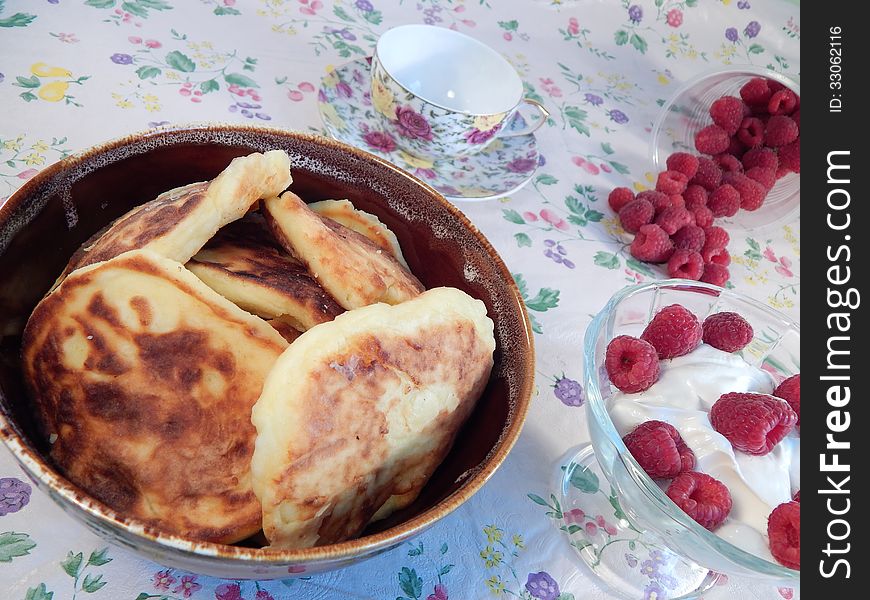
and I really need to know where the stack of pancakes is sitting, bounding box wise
[21,151,495,549]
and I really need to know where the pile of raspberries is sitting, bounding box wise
[604,304,801,570]
[608,77,800,286]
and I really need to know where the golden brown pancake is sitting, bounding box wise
[57,150,292,282]
[186,213,344,331]
[250,287,495,548]
[22,249,288,543]
[308,199,409,269]
[262,191,424,310]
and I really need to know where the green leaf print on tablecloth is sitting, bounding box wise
[513,274,559,335]
[394,541,454,600]
[0,0,36,28]
[24,583,54,600]
[0,532,37,563]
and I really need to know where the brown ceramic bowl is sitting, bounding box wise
[0,125,534,579]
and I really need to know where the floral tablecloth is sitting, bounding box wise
[0,1,799,598]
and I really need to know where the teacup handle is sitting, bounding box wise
[498,99,550,138]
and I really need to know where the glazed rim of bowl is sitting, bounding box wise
[649,64,801,169]
[584,278,800,581]
[0,123,535,565]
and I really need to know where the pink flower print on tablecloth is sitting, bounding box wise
[214,583,242,600]
[152,570,176,591]
[173,575,202,598]
[667,9,683,28]
[426,584,448,600]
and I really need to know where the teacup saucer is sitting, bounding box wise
[317,57,540,202]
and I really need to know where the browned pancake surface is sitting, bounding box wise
[187,214,343,330]
[22,249,287,543]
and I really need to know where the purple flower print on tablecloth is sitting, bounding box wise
[553,375,584,406]
[744,21,761,39]
[0,477,31,515]
[584,93,604,106]
[465,126,500,145]
[628,5,643,24]
[607,109,629,124]
[355,0,374,11]
[506,157,536,173]
[395,106,433,141]
[725,27,739,42]
[525,571,559,600]
[426,583,448,600]
[215,583,242,600]
[738,1,751,8]
[644,581,665,600]
[363,131,397,153]
[110,53,133,65]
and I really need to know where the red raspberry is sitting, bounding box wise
[694,124,730,155]
[737,117,765,147]
[702,311,752,352]
[702,225,729,250]
[791,109,800,128]
[742,147,779,171]
[773,374,800,427]
[684,184,709,210]
[745,166,777,190]
[690,157,723,191]
[623,420,696,478]
[767,80,786,94]
[700,263,729,286]
[768,501,800,570]
[723,172,767,211]
[793,490,800,502]
[619,199,655,234]
[740,77,772,107]
[672,225,705,252]
[710,96,747,136]
[641,304,702,359]
[690,206,714,229]
[708,184,741,218]
[656,170,689,195]
[605,335,660,393]
[775,166,791,180]
[765,115,799,147]
[630,224,674,263]
[669,194,686,210]
[666,152,700,179]
[655,206,693,235]
[714,153,743,174]
[768,89,798,115]
[725,136,746,158]
[710,392,797,455]
[667,249,705,281]
[637,190,670,216]
[666,471,732,531]
[704,246,730,267]
[608,187,636,213]
[778,139,800,173]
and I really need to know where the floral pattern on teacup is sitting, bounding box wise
[318,58,538,200]
[371,56,517,160]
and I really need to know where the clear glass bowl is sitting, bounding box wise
[583,279,800,592]
[650,66,800,231]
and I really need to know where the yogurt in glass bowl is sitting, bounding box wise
[560,279,799,599]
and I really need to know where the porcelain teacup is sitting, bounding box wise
[371,24,548,161]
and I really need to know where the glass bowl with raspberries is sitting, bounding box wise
[650,66,800,231]
[559,280,799,599]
